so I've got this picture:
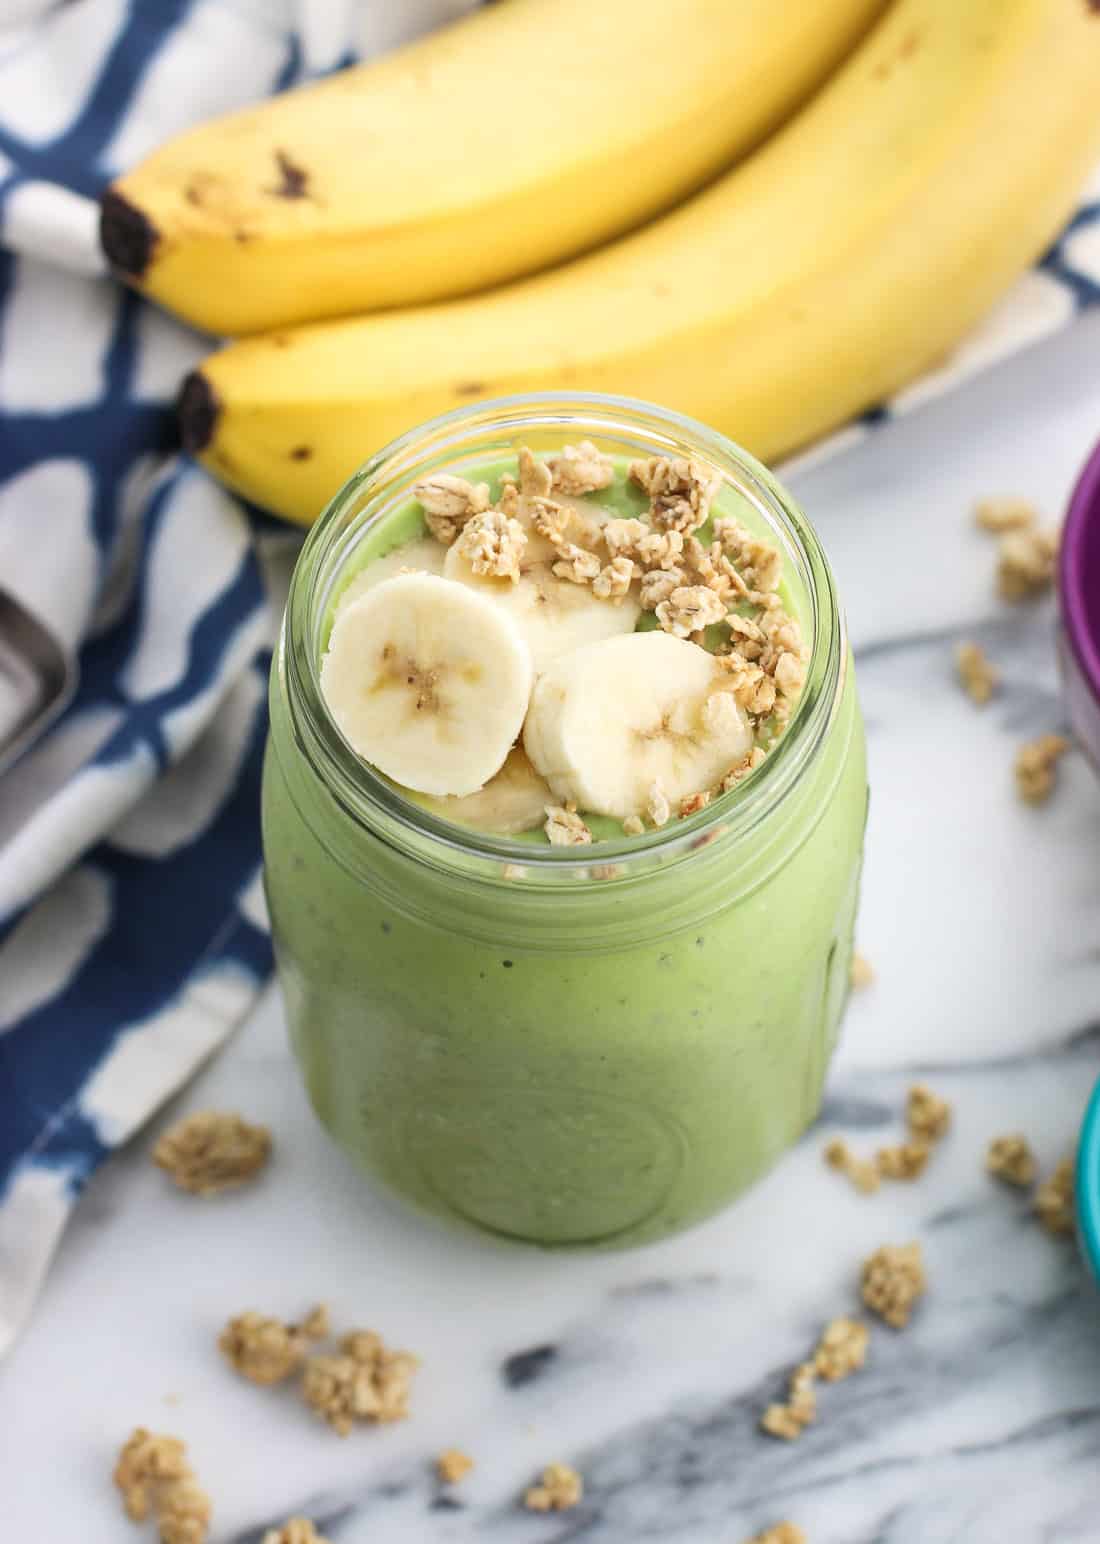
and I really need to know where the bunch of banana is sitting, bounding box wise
[101,0,886,333]
[104,0,1100,527]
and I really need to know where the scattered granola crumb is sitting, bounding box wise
[592,555,636,601]
[974,496,1037,533]
[1035,1158,1075,1236]
[997,526,1059,601]
[907,1083,951,1144]
[622,815,644,836]
[547,440,614,497]
[679,790,712,818]
[414,474,490,545]
[860,1242,926,1329]
[218,1304,328,1386]
[524,1463,583,1513]
[1015,734,1070,805]
[812,1317,869,1382]
[453,510,527,582]
[629,455,719,535]
[437,1449,475,1484]
[646,781,670,828]
[158,1475,214,1544]
[552,543,602,585]
[114,1430,210,1544]
[986,1134,1037,1188]
[115,1430,189,1523]
[955,641,998,705]
[760,1362,817,1441]
[824,1137,880,1195]
[261,1522,330,1544]
[655,584,727,639]
[849,951,874,990]
[302,1330,419,1435]
[545,804,592,847]
[875,1141,931,1182]
[759,1404,807,1442]
[152,1111,271,1197]
[745,1524,807,1544]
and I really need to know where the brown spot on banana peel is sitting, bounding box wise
[268,149,310,199]
[178,371,220,456]
[289,446,312,461]
[99,189,159,280]
[454,381,487,396]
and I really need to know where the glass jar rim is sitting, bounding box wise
[279,391,846,889]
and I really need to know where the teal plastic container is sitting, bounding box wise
[1079,1081,1100,1284]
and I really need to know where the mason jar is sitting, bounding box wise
[263,394,867,1249]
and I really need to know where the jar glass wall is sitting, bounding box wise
[263,394,867,1248]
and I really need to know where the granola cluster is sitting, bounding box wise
[114,1429,211,1544]
[997,527,1059,602]
[411,473,490,545]
[986,1138,1075,1237]
[453,509,527,581]
[1015,734,1070,805]
[219,1304,328,1386]
[825,1083,951,1195]
[152,1111,271,1197]
[824,1138,880,1195]
[1034,1157,1075,1236]
[524,1462,583,1512]
[414,446,809,828]
[849,951,874,989]
[907,1083,952,1144]
[972,495,1059,602]
[812,1317,869,1382]
[302,1329,419,1436]
[261,1523,329,1544]
[973,497,1038,533]
[544,802,592,846]
[437,1449,475,1484]
[955,641,998,706]
[760,1359,817,1441]
[860,1242,926,1329]
[761,1318,868,1441]
[986,1134,1037,1188]
[746,1525,807,1544]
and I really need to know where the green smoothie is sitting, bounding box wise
[263,402,867,1247]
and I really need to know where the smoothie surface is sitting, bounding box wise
[320,448,811,845]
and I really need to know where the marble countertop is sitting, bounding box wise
[7,315,1100,1544]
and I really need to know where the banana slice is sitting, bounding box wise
[333,536,446,620]
[444,548,640,675]
[415,745,551,834]
[321,573,533,797]
[523,631,753,819]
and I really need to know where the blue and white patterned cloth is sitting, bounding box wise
[0,1,1098,1363]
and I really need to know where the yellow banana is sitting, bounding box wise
[100,0,886,335]
[184,0,1100,526]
